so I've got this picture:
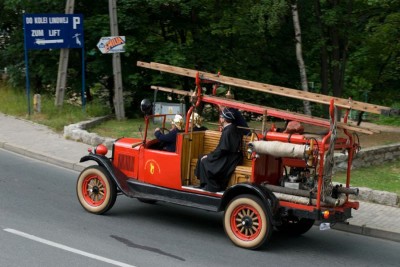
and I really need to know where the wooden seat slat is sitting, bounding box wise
[187,130,253,186]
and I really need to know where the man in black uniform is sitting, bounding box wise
[195,108,243,192]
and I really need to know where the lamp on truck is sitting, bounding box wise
[88,144,108,156]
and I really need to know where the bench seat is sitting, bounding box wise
[189,158,252,187]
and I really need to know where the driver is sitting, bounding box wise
[154,114,184,152]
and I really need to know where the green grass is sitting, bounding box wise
[333,160,400,195]
[368,103,400,127]
[90,119,144,138]
[0,83,111,132]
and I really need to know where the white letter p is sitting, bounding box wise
[73,17,81,29]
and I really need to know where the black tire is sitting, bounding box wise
[276,217,315,235]
[76,166,117,214]
[223,194,272,249]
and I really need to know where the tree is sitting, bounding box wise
[291,0,311,115]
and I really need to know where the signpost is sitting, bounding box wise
[23,14,84,114]
[97,36,126,54]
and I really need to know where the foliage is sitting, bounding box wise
[0,0,399,118]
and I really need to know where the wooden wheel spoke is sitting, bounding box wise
[249,228,255,235]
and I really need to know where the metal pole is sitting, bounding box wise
[23,15,31,115]
[81,46,86,112]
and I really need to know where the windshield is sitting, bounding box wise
[144,114,167,141]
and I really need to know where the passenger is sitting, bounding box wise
[189,112,208,131]
[230,108,250,135]
[224,90,250,135]
[195,108,243,192]
[154,114,183,152]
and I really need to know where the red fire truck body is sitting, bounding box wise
[76,61,397,249]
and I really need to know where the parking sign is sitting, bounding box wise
[23,14,84,50]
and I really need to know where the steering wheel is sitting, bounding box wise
[159,127,170,134]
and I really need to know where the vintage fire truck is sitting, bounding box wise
[76,61,398,249]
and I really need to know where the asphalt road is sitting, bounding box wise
[0,149,399,267]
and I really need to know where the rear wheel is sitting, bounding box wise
[77,166,117,214]
[223,194,272,249]
[276,217,315,235]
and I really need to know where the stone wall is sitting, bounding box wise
[334,143,400,171]
[63,115,115,149]
[334,143,400,206]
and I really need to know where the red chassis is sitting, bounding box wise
[76,68,365,250]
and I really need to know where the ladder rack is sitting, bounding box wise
[148,85,377,134]
[138,61,398,116]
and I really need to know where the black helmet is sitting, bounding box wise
[140,99,152,115]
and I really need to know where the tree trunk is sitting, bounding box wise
[291,0,312,116]
[315,0,330,117]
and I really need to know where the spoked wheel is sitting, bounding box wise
[76,166,117,214]
[223,194,272,249]
[276,217,315,235]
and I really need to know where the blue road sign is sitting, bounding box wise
[23,14,84,50]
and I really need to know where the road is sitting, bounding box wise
[0,148,399,267]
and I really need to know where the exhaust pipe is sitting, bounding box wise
[264,184,348,207]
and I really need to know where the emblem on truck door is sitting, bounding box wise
[145,159,160,175]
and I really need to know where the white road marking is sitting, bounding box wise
[3,228,137,267]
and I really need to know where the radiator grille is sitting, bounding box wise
[117,154,134,172]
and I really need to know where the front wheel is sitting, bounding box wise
[223,194,272,249]
[76,166,117,214]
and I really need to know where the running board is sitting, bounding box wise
[126,180,222,212]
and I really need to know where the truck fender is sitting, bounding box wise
[220,183,280,225]
[80,154,133,197]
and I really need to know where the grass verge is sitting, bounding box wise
[334,160,400,195]
[0,83,111,132]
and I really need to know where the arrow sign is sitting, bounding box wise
[35,39,64,45]
[97,36,125,54]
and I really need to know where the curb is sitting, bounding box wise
[332,222,400,243]
[1,142,88,172]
